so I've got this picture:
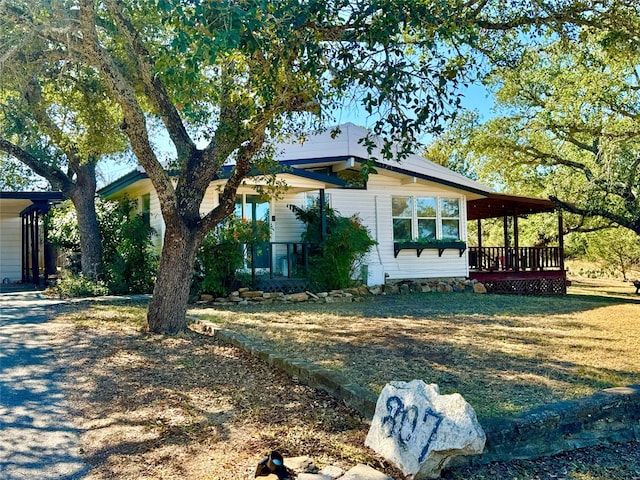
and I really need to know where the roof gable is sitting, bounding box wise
[275,122,492,196]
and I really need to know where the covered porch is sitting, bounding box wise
[0,192,64,289]
[467,193,567,295]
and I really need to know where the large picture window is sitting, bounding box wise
[392,196,461,242]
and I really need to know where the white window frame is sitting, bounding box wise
[392,195,462,242]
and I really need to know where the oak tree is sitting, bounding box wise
[2,0,611,332]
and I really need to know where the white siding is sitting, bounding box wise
[322,174,469,280]
[272,192,306,243]
[0,214,22,281]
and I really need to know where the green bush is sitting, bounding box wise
[99,199,158,294]
[48,198,158,295]
[289,201,376,291]
[47,273,109,298]
[194,216,269,297]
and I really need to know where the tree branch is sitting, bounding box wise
[0,137,72,193]
[74,0,178,221]
[550,195,638,234]
[102,0,196,161]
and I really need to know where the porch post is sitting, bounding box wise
[503,215,509,248]
[22,214,28,283]
[558,210,565,271]
[477,219,482,249]
[319,189,327,242]
[31,210,39,285]
[513,210,520,272]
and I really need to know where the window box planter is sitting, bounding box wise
[393,241,467,258]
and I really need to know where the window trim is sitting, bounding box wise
[391,195,462,242]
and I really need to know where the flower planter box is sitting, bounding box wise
[393,241,467,258]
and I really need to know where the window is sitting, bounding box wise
[440,198,460,240]
[141,193,151,227]
[392,196,461,242]
[305,191,331,207]
[392,196,413,242]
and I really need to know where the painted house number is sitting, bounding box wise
[381,395,444,463]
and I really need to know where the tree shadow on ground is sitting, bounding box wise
[51,300,385,479]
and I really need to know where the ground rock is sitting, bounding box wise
[319,465,345,478]
[297,474,332,480]
[286,455,317,473]
[368,285,383,295]
[285,292,309,302]
[472,282,487,294]
[365,380,485,479]
[240,290,264,298]
[340,464,393,480]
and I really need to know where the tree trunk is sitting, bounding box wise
[67,163,103,281]
[147,224,200,333]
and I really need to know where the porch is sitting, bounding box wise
[235,192,569,296]
[467,193,568,295]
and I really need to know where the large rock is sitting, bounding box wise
[365,380,485,479]
[472,282,487,294]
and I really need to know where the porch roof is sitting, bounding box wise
[467,192,556,220]
[0,191,65,215]
[98,166,345,197]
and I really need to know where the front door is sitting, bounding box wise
[235,194,270,269]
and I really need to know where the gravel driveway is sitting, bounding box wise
[0,291,89,479]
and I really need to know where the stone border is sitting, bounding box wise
[196,319,640,468]
[198,278,486,305]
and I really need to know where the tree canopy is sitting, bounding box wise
[1,0,625,332]
[0,9,130,278]
[429,19,640,237]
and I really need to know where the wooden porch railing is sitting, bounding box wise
[468,246,563,272]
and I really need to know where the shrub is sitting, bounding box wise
[194,216,270,297]
[99,199,158,294]
[47,198,158,295]
[47,273,109,298]
[289,201,376,291]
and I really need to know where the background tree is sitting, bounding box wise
[586,228,640,281]
[429,31,640,236]
[0,23,129,279]
[2,0,614,333]
[0,155,44,190]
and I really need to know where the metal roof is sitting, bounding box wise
[467,192,556,220]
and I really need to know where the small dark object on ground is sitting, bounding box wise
[255,451,296,479]
[633,280,640,294]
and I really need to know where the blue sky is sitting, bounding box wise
[97,82,496,188]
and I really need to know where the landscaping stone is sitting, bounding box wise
[473,282,487,294]
[286,455,317,473]
[240,290,264,298]
[340,464,393,480]
[199,294,214,302]
[365,380,485,479]
[368,285,383,295]
[285,292,309,302]
[297,474,332,480]
[319,465,345,478]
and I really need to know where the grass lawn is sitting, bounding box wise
[190,276,640,419]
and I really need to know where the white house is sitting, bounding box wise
[100,123,491,285]
[1,123,566,294]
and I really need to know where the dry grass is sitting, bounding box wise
[52,303,394,480]
[49,276,640,479]
[191,277,640,419]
